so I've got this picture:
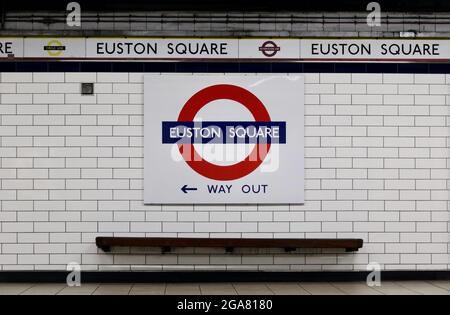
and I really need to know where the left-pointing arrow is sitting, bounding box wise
[181,184,198,194]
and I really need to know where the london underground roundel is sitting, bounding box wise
[177,84,271,181]
[144,74,304,204]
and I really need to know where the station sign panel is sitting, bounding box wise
[23,37,86,58]
[2,37,450,61]
[144,74,305,204]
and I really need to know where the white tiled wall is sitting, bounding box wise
[0,72,449,271]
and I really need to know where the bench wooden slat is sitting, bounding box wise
[96,237,363,253]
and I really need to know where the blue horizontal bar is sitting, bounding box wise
[162,121,287,144]
[1,61,450,73]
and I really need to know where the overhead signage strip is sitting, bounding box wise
[1,37,450,61]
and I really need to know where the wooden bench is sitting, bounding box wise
[96,237,363,253]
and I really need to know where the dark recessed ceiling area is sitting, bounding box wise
[2,0,450,12]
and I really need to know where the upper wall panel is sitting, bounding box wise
[2,11,450,37]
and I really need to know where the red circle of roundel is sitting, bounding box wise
[177,84,271,181]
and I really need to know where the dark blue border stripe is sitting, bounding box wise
[1,61,450,73]
[366,63,398,73]
[397,63,430,73]
[429,63,450,73]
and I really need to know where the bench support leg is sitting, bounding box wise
[100,246,111,252]
[225,247,234,253]
[161,246,171,253]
